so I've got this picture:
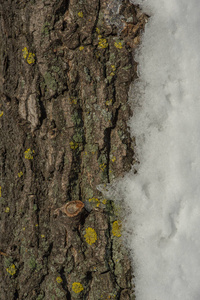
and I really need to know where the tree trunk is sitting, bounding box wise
[0,0,147,299]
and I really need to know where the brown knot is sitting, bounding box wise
[54,200,86,229]
[62,200,84,217]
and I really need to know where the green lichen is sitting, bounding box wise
[122,64,132,70]
[102,109,112,122]
[4,257,13,268]
[28,257,37,270]
[109,53,116,61]
[42,21,50,36]
[55,287,66,298]
[44,72,57,91]
[85,143,98,154]
[36,293,44,300]
[83,186,94,200]
[21,79,25,88]
[73,130,84,143]
[72,111,82,126]
[51,65,60,73]
[84,66,92,83]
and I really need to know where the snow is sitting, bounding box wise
[111,0,200,299]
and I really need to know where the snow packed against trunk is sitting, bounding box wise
[108,0,200,299]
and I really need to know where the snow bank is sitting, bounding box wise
[115,0,200,299]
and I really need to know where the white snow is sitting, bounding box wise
[112,0,200,299]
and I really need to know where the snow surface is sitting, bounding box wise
[112,0,200,299]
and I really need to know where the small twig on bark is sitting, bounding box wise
[0,251,8,256]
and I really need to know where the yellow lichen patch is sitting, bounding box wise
[112,220,122,237]
[100,163,107,171]
[35,224,38,227]
[18,171,23,178]
[22,47,36,64]
[105,99,113,106]
[41,234,45,238]
[114,41,123,49]
[78,11,83,17]
[111,156,116,162]
[84,227,97,245]
[101,294,117,299]
[95,51,101,58]
[110,65,116,77]
[71,98,77,105]
[0,111,3,117]
[5,207,10,213]
[27,53,35,64]
[102,199,107,205]
[96,27,100,34]
[6,264,17,276]
[72,282,84,294]
[79,46,84,51]
[98,38,108,49]
[69,141,79,150]
[24,148,35,159]
[89,197,100,207]
[22,47,28,59]
[56,276,63,284]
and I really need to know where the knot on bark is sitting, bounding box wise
[54,200,87,229]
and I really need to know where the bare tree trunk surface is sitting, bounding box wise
[0,0,147,299]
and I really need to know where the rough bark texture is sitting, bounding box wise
[0,0,147,299]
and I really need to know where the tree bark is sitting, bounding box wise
[0,0,147,299]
